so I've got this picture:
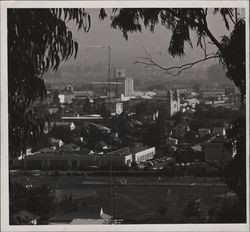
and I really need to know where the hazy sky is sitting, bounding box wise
[47,8,244,81]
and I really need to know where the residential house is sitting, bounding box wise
[198,128,211,137]
[166,137,178,145]
[212,127,226,137]
[44,121,75,134]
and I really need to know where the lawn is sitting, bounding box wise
[11,175,229,223]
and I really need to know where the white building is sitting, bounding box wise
[58,93,75,104]
[166,137,178,145]
[116,77,134,97]
[44,121,75,134]
[131,147,155,164]
[184,98,200,108]
[106,102,123,115]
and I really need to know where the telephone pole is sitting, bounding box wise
[108,46,111,98]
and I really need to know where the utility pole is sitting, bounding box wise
[110,152,113,221]
[108,46,111,98]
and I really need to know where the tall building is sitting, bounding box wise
[114,68,134,97]
[166,89,180,118]
[152,89,180,120]
[124,77,134,96]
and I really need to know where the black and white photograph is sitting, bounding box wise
[1,1,249,231]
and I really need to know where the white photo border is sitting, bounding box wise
[1,1,249,231]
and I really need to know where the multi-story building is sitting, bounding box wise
[58,93,75,104]
[23,146,155,169]
[130,146,155,164]
[112,68,134,97]
[152,89,180,120]
[167,89,180,117]
[116,77,134,97]
[23,147,133,169]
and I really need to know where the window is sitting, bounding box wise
[72,160,77,169]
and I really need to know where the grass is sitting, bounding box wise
[10,175,231,223]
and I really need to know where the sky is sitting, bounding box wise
[45,8,244,83]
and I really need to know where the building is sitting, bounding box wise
[130,146,155,164]
[103,147,133,167]
[153,89,180,120]
[166,137,178,145]
[203,138,233,165]
[212,127,226,137]
[116,77,134,97]
[74,90,94,99]
[58,93,75,104]
[64,84,74,93]
[49,138,64,147]
[61,115,103,123]
[47,105,59,114]
[106,101,123,115]
[44,121,75,134]
[24,149,94,170]
[183,98,200,108]
[113,68,134,97]
[167,89,180,117]
[202,89,225,99]
[198,128,211,137]
[88,123,111,134]
[23,146,133,170]
[92,97,123,115]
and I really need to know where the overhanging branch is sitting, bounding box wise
[135,52,219,77]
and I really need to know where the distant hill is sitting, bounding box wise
[43,62,232,90]
[207,64,232,84]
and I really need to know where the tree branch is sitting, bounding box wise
[167,8,225,55]
[203,24,225,53]
[228,12,236,25]
[135,52,219,76]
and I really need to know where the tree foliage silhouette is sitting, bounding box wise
[8,9,90,159]
[105,8,245,103]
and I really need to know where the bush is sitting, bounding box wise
[9,182,55,223]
